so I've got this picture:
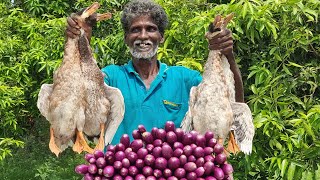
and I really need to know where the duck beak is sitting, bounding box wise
[81,2,100,19]
[96,13,112,21]
[222,13,234,28]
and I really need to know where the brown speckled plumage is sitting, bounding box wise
[181,14,254,154]
[37,3,124,156]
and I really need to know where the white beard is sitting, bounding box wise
[129,40,158,61]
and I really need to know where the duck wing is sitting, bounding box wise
[181,86,198,132]
[103,83,125,145]
[37,84,53,120]
[231,102,255,154]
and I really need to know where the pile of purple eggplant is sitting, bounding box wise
[75,121,234,180]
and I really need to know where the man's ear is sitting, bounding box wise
[160,35,165,43]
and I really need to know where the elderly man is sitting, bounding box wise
[66,0,244,145]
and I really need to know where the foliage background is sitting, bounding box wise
[0,0,319,179]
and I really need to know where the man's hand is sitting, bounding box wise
[65,12,96,41]
[208,28,233,57]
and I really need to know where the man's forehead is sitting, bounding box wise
[129,15,158,28]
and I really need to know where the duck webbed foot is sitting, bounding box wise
[73,129,94,154]
[94,123,105,151]
[49,127,62,157]
[226,131,240,154]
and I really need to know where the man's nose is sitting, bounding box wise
[138,29,148,40]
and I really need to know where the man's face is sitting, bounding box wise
[125,15,164,61]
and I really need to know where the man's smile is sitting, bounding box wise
[133,40,153,52]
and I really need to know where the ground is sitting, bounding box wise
[0,119,86,180]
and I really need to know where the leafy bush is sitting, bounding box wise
[0,0,319,179]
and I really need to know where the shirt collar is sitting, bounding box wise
[124,60,168,78]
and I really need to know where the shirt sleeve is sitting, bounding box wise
[184,68,202,88]
[190,70,202,87]
[101,65,118,86]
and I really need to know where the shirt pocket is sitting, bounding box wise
[161,99,185,127]
[162,100,182,112]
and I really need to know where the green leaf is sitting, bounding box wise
[254,114,268,128]
[248,1,254,15]
[250,28,255,43]
[287,141,293,153]
[287,61,303,68]
[235,25,244,34]
[281,159,288,177]
[301,170,314,180]
[282,64,292,75]
[269,47,277,55]
[315,164,320,180]
[247,69,258,79]
[164,35,172,50]
[266,21,278,39]
[247,17,254,30]
[291,96,305,109]
[304,8,318,22]
[258,22,265,32]
[287,163,296,180]
[302,122,316,141]
[250,84,258,94]
[275,140,282,150]
[242,2,248,18]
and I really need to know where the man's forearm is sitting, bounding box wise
[226,53,245,103]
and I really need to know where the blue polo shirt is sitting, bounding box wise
[101,60,202,144]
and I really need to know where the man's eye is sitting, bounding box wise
[131,28,139,33]
[148,27,157,32]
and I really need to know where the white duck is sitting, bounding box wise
[181,14,254,155]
